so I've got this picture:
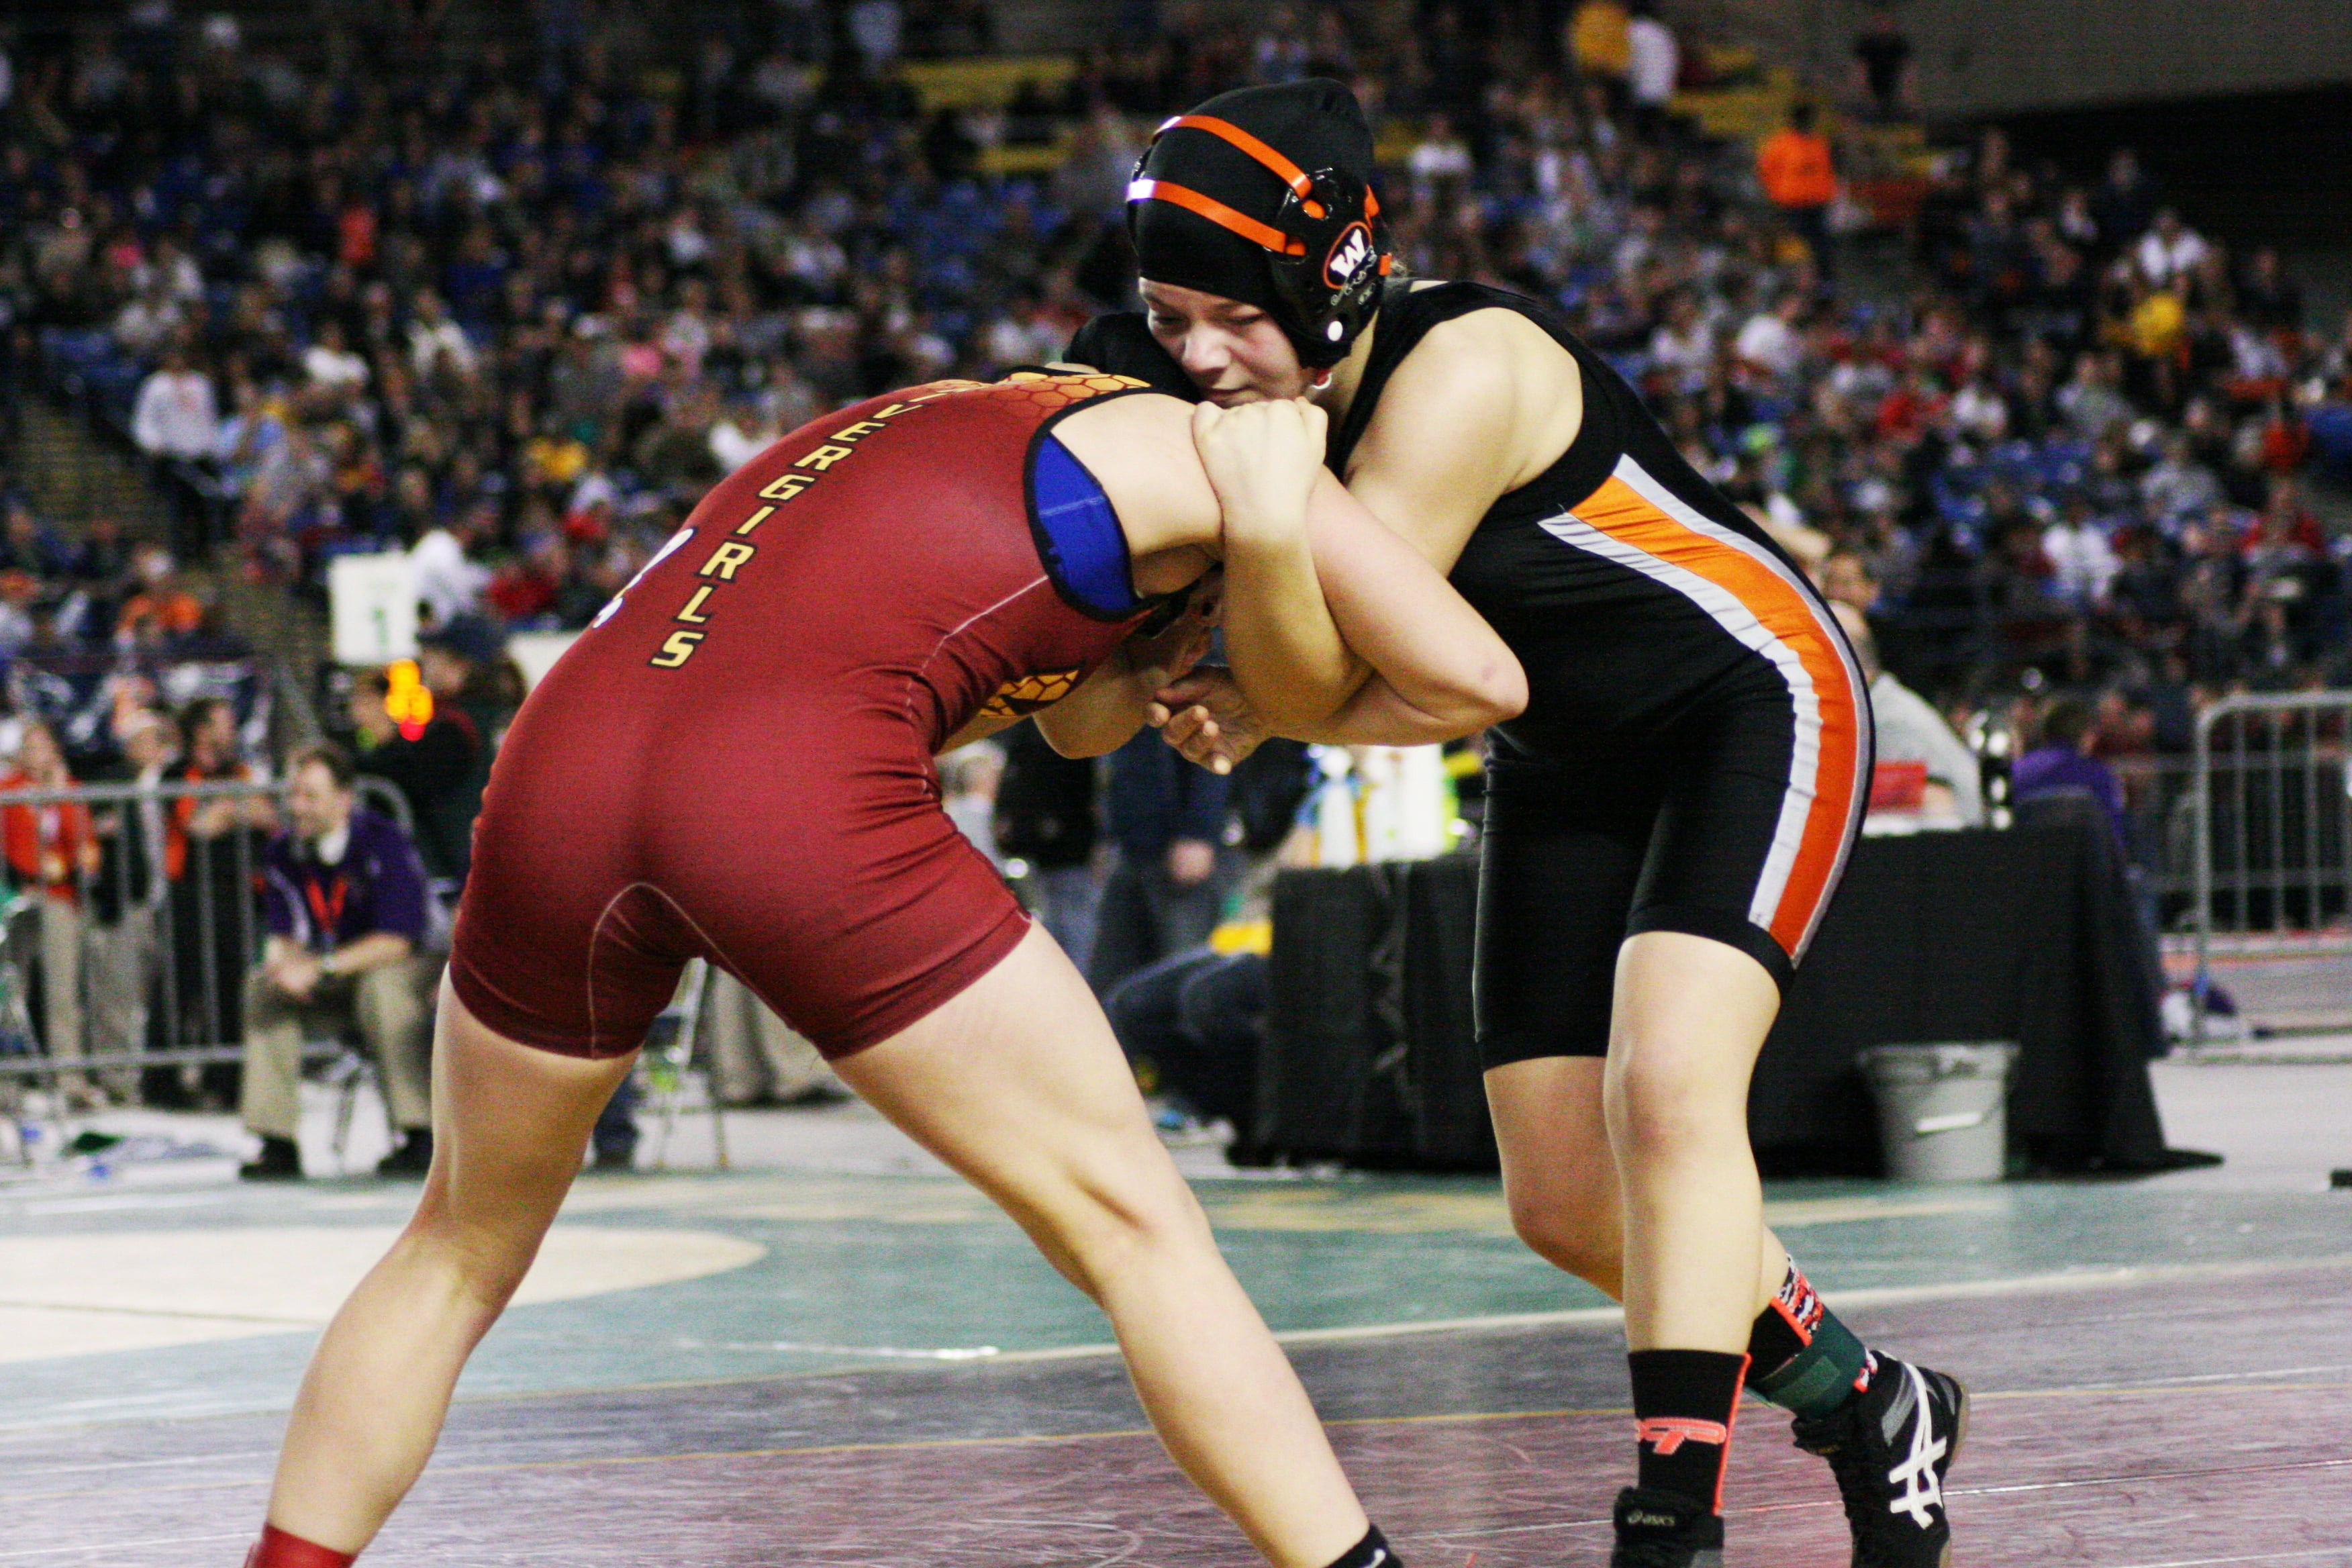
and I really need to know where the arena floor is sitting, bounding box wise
[7,1057,2350,1567]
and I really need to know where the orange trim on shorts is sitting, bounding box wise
[1567,476,1863,957]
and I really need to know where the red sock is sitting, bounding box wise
[245,1524,356,1568]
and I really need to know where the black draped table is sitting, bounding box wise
[1259,807,2175,1176]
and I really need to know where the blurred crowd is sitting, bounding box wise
[5,3,2347,702]
[5,0,1149,636]
[1,1,2348,1133]
[0,628,520,1178]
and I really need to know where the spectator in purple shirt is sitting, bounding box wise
[2010,695,2128,844]
[239,743,435,1181]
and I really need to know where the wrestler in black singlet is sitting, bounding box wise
[1073,279,1872,1063]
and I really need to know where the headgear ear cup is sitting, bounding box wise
[1265,165,1392,354]
[1126,81,1393,368]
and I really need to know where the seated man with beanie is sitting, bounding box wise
[240,743,436,1179]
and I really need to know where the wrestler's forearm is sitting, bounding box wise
[1037,581,1219,758]
[1300,473,1526,731]
[1279,673,1493,747]
[1218,521,1367,732]
[1032,658,1157,757]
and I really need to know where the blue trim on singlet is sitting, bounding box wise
[1030,434,1139,619]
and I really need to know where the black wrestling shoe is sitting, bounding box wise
[1609,1487,1724,1567]
[1790,1357,1968,1567]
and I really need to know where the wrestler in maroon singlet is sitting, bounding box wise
[448,373,1165,1059]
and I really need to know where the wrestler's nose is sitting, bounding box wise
[1175,326,1230,380]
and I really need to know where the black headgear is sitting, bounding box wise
[1127,80,1393,369]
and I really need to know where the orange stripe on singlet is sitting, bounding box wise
[1566,474,1864,956]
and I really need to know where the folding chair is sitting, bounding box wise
[644,958,728,1171]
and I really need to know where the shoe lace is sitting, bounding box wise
[1813,1387,1949,1551]
[1817,1426,1897,1545]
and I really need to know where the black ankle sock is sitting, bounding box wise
[1321,1523,1397,1568]
[1746,1259,1875,1420]
[1628,1349,1747,1514]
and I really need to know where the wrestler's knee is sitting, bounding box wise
[1504,1167,1620,1283]
[1021,1152,1214,1303]
[1604,1044,1747,1167]
[394,1189,544,1314]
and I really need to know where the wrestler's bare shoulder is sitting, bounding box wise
[1361,290,1583,492]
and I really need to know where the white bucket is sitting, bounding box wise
[1857,1042,2019,1182]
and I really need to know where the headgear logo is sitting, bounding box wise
[1322,222,1375,291]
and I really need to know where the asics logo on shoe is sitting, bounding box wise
[1883,1363,1949,1529]
[1878,1362,1916,1444]
[1634,1416,1730,1455]
[1624,1509,1683,1528]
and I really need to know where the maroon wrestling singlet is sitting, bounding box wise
[448,373,1162,1057]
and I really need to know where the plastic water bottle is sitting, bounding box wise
[1359,746,1402,862]
[1310,746,1360,868]
[1392,744,1453,859]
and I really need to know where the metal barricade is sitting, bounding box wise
[2190,691,2352,1042]
[2111,752,2201,916]
[0,776,285,1093]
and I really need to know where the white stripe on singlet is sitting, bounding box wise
[1610,456,1873,955]
[1533,455,1865,954]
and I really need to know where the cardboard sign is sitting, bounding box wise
[329,552,418,666]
